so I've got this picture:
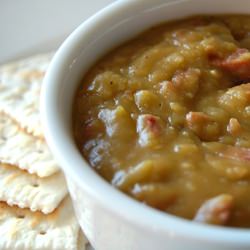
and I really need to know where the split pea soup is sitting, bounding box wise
[74,15,250,228]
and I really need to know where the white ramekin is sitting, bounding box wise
[41,0,250,249]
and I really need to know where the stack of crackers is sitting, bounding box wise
[0,54,87,250]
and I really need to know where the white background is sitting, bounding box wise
[0,0,115,64]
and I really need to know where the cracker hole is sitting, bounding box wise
[1,136,7,141]
[39,231,47,235]
[17,215,25,219]
[31,180,39,188]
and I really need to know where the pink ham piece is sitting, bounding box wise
[213,48,250,79]
[194,194,233,225]
[136,114,164,148]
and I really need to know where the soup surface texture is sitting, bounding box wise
[74,16,250,227]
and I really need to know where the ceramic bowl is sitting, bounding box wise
[41,0,250,249]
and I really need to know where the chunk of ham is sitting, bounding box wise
[203,142,250,162]
[218,145,250,162]
[194,194,233,225]
[212,48,250,79]
[136,114,164,148]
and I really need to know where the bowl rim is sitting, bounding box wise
[41,0,250,246]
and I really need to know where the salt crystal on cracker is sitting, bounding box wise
[0,196,80,250]
[0,53,53,138]
[0,114,59,177]
[0,163,67,214]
